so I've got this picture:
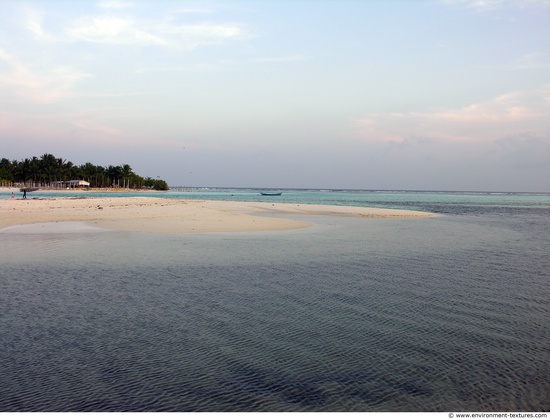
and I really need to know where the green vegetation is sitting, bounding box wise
[0,154,169,190]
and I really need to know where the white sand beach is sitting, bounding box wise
[0,195,435,234]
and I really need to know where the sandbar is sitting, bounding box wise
[0,196,435,234]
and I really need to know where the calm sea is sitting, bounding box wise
[1,189,548,412]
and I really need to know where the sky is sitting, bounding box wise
[1,0,549,192]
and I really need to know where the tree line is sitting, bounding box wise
[0,154,169,190]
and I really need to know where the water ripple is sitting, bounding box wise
[0,212,548,411]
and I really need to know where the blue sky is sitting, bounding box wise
[1,0,549,191]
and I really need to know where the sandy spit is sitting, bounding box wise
[0,197,436,234]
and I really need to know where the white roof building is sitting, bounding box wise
[66,180,90,187]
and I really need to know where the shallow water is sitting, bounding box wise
[0,191,548,411]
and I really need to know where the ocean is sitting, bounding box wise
[1,189,548,412]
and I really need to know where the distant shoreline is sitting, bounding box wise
[0,186,166,194]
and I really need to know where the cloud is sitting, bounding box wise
[493,132,550,169]
[514,52,550,70]
[163,22,244,42]
[0,106,134,155]
[443,0,550,10]
[427,91,545,123]
[67,16,169,46]
[71,117,126,138]
[98,0,133,9]
[16,3,248,50]
[354,87,550,143]
[0,48,89,104]
[22,7,55,41]
[445,0,503,10]
[171,7,215,15]
[135,63,225,74]
[66,15,247,50]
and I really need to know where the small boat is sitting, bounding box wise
[260,192,282,196]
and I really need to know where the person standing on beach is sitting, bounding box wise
[11,192,14,199]
[23,189,26,199]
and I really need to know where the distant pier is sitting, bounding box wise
[169,186,193,192]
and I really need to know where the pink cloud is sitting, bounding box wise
[0,48,89,104]
[354,88,550,143]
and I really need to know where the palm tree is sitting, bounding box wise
[1,154,168,190]
[106,165,123,188]
[121,164,133,188]
[40,153,57,185]
[29,157,39,185]
[0,158,14,185]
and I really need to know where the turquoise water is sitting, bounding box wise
[0,190,548,411]
[4,187,549,213]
